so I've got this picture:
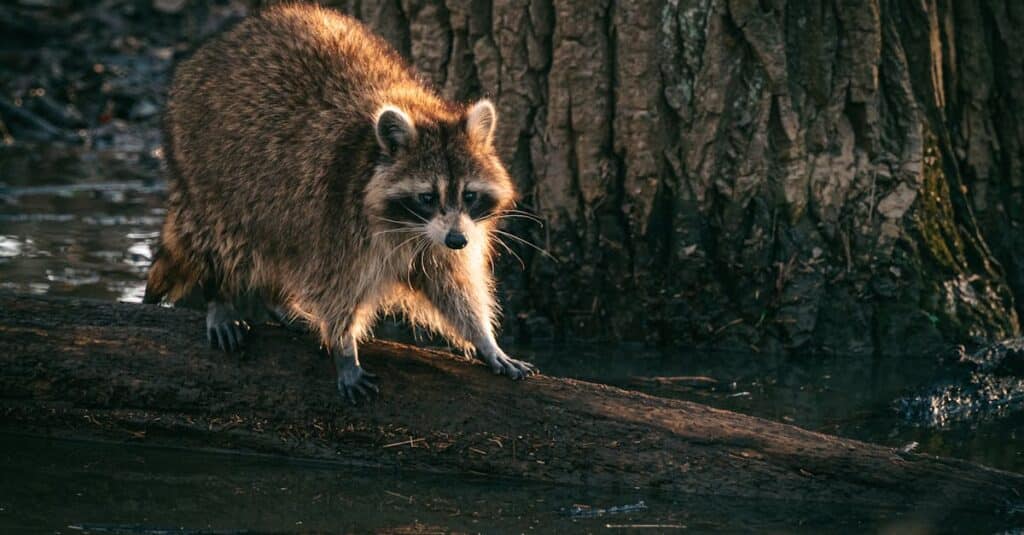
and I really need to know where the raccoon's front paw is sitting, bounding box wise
[482,351,538,380]
[337,365,379,405]
[206,302,250,353]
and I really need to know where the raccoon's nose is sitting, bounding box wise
[444,231,468,249]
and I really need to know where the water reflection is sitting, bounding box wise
[115,280,148,303]
[0,159,165,303]
[0,235,21,257]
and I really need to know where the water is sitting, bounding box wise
[525,346,1024,472]
[0,434,988,533]
[0,145,164,303]
[1,145,1022,531]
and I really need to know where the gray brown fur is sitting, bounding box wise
[144,4,537,400]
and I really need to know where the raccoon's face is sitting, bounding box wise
[365,99,515,251]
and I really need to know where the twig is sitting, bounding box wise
[384,490,413,502]
[382,437,425,448]
[713,318,744,335]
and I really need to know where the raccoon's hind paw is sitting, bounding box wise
[206,302,250,353]
[337,367,379,405]
[483,351,538,380]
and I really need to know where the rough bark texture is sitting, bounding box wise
[2,293,1023,524]
[301,0,1024,356]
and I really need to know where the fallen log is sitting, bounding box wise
[1,293,1022,523]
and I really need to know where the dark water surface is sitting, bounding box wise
[0,433,965,534]
[2,147,1022,531]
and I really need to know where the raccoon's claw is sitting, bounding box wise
[337,367,379,405]
[207,319,250,353]
[484,352,538,380]
[206,301,249,353]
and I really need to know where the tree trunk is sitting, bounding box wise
[309,0,1024,356]
[2,293,1023,526]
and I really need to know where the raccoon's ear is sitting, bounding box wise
[465,99,497,146]
[374,105,416,156]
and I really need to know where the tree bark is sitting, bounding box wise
[1,293,1022,523]
[309,0,1024,356]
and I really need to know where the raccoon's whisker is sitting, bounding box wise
[372,216,420,227]
[408,239,420,277]
[476,208,544,226]
[479,213,544,226]
[497,209,544,221]
[414,236,435,284]
[499,213,543,222]
[408,234,425,260]
[491,210,544,225]
[417,233,438,282]
[490,229,559,262]
[372,227,421,238]
[398,202,430,224]
[491,234,526,270]
[383,233,424,265]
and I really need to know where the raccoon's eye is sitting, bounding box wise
[462,190,478,203]
[418,193,436,205]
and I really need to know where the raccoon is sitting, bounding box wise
[143,4,538,402]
